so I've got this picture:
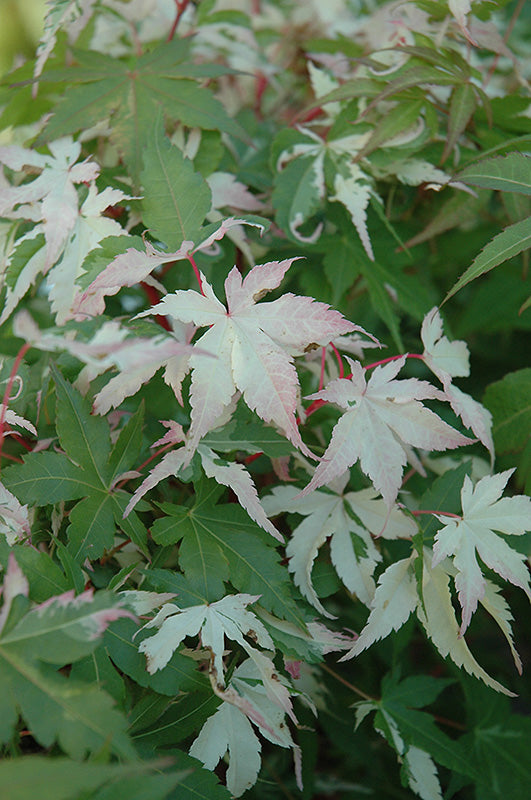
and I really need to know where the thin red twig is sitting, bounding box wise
[244,452,263,464]
[318,347,326,391]
[329,342,344,378]
[115,443,175,490]
[167,0,191,42]
[140,282,171,331]
[188,253,205,296]
[364,353,424,371]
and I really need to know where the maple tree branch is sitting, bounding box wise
[304,397,325,420]
[100,538,132,565]
[140,281,172,331]
[115,443,175,490]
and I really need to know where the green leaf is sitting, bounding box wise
[443,83,477,162]
[131,691,220,753]
[356,98,425,160]
[202,408,294,456]
[445,217,531,300]
[36,43,247,186]
[301,76,382,111]
[70,646,126,706]
[381,672,454,709]
[359,260,403,350]
[376,674,480,781]
[364,63,462,113]
[11,547,69,602]
[152,480,306,627]
[460,681,531,800]
[273,152,324,239]
[107,403,145,485]
[403,192,484,250]
[484,369,531,453]
[0,758,177,800]
[67,493,116,562]
[141,113,212,250]
[4,233,45,290]
[0,583,135,759]
[2,452,87,505]
[323,237,361,306]
[5,370,152,561]
[112,494,150,557]
[104,617,206,696]
[52,363,111,481]
[457,152,531,195]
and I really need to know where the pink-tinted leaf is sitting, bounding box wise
[433,471,531,634]
[302,358,471,506]
[141,259,356,459]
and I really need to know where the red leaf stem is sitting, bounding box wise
[167,0,191,42]
[318,347,326,391]
[115,443,175,490]
[140,281,172,331]
[187,253,205,296]
[364,353,424,371]
[329,342,344,377]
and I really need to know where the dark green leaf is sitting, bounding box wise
[141,113,212,250]
[105,618,205,696]
[445,217,531,300]
[107,403,145,484]
[2,452,87,505]
[52,364,111,482]
[457,152,531,194]
[153,480,306,627]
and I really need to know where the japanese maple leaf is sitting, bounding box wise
[1,181,129,325]
[0,137,99,269]
[344,552,518,695]
[138,258,357,458]
[138,594,275,683]
[0,483,31,545]
[123,431,282,542]
[190,659,301,798]
[13,313,197,416]
[263,473,416,614]
[432,470,531,634]
[301,356,472,507]
[74,217,264,319]
[421,307,494,460]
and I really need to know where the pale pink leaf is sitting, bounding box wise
[0,483,31,545]
[302,358,472,506]
[433,471,531,634]
[199,447,282,542]
[341,557,417,659]
[421,307,469,383]
[141,258,356,459]
[0,553,29,633]
[445,384,494,462]
[420,559,514,695]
